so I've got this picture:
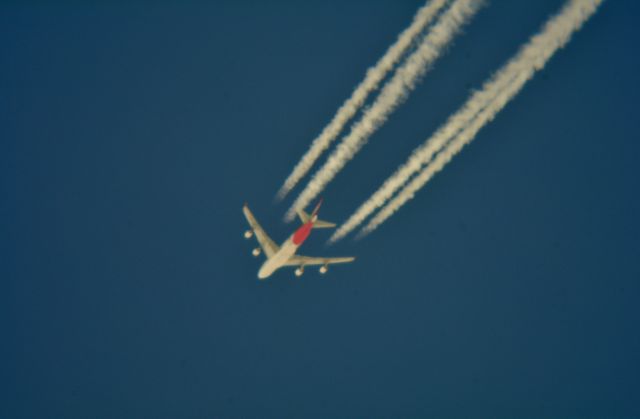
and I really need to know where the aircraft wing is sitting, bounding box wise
[284,255,355,267]
[242,204,279,258]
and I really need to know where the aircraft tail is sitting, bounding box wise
[297,209,336,229]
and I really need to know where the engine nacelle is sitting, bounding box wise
[319,265,328,274]
[244,230,253,239]
[294,267,304,277]
[252,248,261,257]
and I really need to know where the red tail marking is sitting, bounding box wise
[292,222,313,245]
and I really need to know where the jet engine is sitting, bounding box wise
[252,248,261,257]
[244,230,253,239]
[295,267,304,277]
[319,265,328,274]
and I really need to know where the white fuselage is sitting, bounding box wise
[258,236,298,279]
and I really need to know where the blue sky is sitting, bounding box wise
[3,1,639,417]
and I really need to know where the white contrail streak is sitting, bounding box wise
[357,0,603,238]
[285,0,483,220]
[276,0,449,200]
[330,0,591,243]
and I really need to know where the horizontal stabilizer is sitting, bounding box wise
[296,209,336,229]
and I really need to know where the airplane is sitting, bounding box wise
[242,199,355,279]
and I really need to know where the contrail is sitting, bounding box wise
[276,0,449,200]
[329,0,590,243]
[358,0,603,238]
[285,0,483,220]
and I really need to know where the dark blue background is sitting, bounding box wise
[3,1,639,417]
